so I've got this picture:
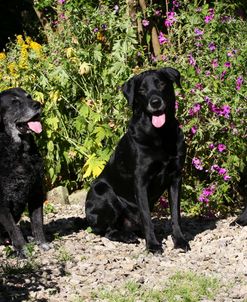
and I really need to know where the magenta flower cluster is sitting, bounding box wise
[204,97,231,118]
[211,164,231,181]
[165,12,177,27]
[158,32,168,45]
[209,143,227,153]
[205,8,214,23]
[192,157,203,170]
[198,185,215,203]
[189,103,201,116]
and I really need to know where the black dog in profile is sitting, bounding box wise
[85,67,190,253]
[0,88,49,257]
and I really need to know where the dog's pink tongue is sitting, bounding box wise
[152,114,166,128]
[27,121,42,133]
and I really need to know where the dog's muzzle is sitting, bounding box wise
[147,97,166,128]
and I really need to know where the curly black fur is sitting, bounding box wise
[0,88,48,256]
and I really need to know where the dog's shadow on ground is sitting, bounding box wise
[0,265,60,302]
[22,214,218,246]
[44,216,88,241]
[153,216,218,244]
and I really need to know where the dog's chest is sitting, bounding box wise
[0,148,43,186]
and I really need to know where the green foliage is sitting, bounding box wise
[93,271,220,302]
[0,1,246,216]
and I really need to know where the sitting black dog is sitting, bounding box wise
[0,88,49,256]
[85,67,190,253]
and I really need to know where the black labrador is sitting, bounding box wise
[85,67,190,253]
[0,88,49,257]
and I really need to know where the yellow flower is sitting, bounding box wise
[19,46,29,69]
[30,41,42,56]
[0,52,6,60]
[16,35,25,46]
[66,47,74,58]
[7,62,18,77]
[25,36,32,45]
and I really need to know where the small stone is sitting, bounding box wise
[69,190,88,205]
[47,186,69,205]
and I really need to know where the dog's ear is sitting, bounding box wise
[122,75,139,107]
[160,67,181,88]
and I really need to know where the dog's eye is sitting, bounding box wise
[156,82,166,90]
[138,88,146,94]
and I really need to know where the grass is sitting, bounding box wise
[0,258,39,276]
[90,271,220,302]
[56,246,73,263]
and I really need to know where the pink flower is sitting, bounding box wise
[164,12,177,27]
[209,143,215,150]
[192,157,203,170]
[188,53,196,66]
[220,70,227,81]
[211,59,218,68]
[194,28,204,36]
[191,126,197,135]
[223,175,231,181]
[208,42,216,51]
[195,83,203,90]
[142,19,149,27]
[218,168,227,175]
[236,76,244,90]
[220,105,231,118]
[155,10,162,16]
[211,164,220,172]
[202,185,215,196]
[189,103,201,116]
[224,62,231,68]
[217,144,226,152]
[205,8,214,23]
[198,185,215,203]
[199,195,209,203]
[158,32,168,45]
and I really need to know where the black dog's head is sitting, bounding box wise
[0,88,42,143]
[122,67,181,128]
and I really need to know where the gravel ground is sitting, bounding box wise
[0,203,247,302]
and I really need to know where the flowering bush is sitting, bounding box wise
[154,1,246,215]
[0,0,246,216]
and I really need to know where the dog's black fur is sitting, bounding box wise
[0,88,48,257]
[85,67,190,253]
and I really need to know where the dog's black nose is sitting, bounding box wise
[150,98,162,109]
[32,101,41,110]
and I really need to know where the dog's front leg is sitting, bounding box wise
[28,202,49,251]
[135,179,162,253]
[168,175,190,251]
[0,207,27,256]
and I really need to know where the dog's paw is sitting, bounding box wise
[147,243,163,254]
[124,232,139,244]
[14,246,29,259]
[173,237,191,252]
[230,217,247,227]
